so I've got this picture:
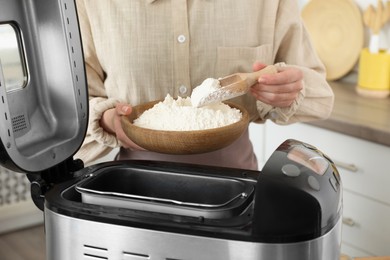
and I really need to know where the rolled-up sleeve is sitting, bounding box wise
[75,0,121,163]
[255,0,334,125]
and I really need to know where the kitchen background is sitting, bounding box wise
[299,0,390,52]
[0,0,389,259]
[298,0,390,80]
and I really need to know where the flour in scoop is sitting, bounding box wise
[190,78,222,107]
[133,94,242,131]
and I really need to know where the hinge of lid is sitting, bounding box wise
[27,157,84,211]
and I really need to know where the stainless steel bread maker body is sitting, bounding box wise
[0,1,343,259]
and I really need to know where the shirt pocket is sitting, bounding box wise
[215,44,273,77]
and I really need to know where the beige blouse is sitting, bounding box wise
[75,0,334,168]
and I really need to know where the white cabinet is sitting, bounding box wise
[342,191,390,256]
[249,121,390,257]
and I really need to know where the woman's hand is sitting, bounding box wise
[100,103,145,150]
[250,62,303,107]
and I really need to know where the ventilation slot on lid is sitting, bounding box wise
[11,113,29,137]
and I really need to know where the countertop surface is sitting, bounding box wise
[307,80,390,147]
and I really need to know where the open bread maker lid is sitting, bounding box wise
[0,0,88,173]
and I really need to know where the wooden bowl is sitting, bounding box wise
[120,100,249,155]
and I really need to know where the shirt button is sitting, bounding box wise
[270,111,278,119]
[179,85,187,94]
[177,34,186,43]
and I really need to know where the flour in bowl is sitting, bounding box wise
[133,94,242,131]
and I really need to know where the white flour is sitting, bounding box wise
[133,94,242,131]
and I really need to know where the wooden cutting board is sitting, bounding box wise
[301,0,364,80]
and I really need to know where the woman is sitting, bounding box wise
[75,0,334,170]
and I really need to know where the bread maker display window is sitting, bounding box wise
[0,23,27,92]
[287,146,329,175]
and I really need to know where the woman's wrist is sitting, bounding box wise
[100,108,116,135]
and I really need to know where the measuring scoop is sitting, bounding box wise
[191,65,278,107]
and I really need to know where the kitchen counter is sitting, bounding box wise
[341,255,390,259]
[307,80,390,147]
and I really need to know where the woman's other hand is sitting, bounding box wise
[250,62,303,107]
[100,103,145,150]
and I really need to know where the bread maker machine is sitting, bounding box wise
[0,1,343,259]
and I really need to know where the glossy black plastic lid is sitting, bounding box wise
[0,0,88,173]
